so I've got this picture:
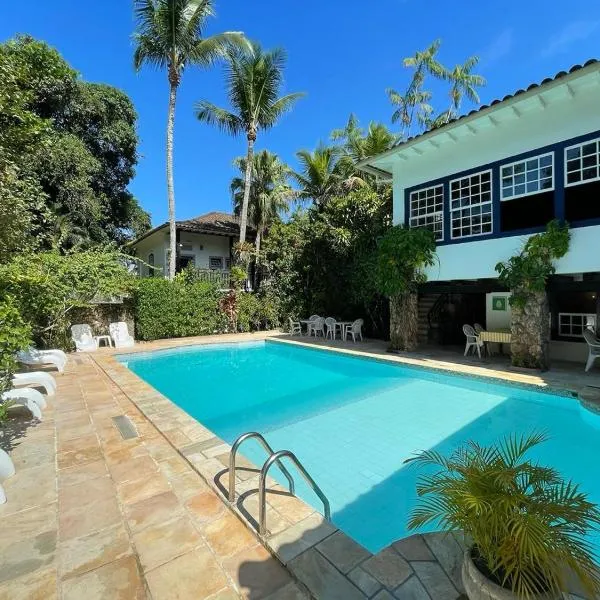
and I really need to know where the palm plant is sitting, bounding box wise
[331,114,397,162]
[133,0,247,279]
[196,42,304,244]
[231,149,292,265]
[292,144,346,207]
[407,432,600,599]
[445,56,485,121]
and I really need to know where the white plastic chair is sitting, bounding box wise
[288,317,302,336]
[2,388,45,419]
[12,372,56,397]
[324,317,337,340]
[344,319,364,342]
[16,347,67,373]
[308,314,320,321]
[463,324,484,358]
[71,324,98,352]
[308,317,325,337]
[109,322,135,349]
[583,330,600,372]
[474,323,484,334]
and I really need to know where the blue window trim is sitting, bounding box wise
[404,128,600,246]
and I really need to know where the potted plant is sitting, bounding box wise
[406,432,600,599]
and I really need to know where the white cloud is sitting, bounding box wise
[480,28,514,66]
[542,20,600,57]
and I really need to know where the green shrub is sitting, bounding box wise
[0,297,32,419]
[134,278,226,341]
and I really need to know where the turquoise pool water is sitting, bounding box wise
[121,340,600,554]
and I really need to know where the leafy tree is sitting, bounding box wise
[196,42,303,244]
[375,226,436,351]
[134,0,247,278]
[0,36,150,253]
[231,150,292,286]
[0,250,134,349]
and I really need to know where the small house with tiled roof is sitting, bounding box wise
[130,211,254,283]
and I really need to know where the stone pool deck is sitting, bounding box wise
[1,331,597,599]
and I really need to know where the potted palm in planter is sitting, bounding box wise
[406,432,600,599]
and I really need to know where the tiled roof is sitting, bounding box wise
[177,211,243,236]
[390,59,599,151]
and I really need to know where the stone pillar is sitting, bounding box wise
[390,292,418,352]
[510,290,550,370]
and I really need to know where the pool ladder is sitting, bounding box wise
[228,431,331,536]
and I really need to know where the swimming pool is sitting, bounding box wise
[121,340,600,554]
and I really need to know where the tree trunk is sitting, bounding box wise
[510,290,550,370]
[239,133,255,244]
[166,81,177,280]
[389,292,419,352]
[253,228,262,291]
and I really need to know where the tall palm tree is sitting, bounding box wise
[446,56,485,119]
[331,114,396,162]
[231,150,292,286]
[133,0,247,279]
[196,42,304,244]
[387,39,445,138]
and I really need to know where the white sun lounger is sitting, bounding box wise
[0,448,15,504]
[2,387,45,419]
[16,347,67,373]
[109,322,135,349]
[12,372,56,397]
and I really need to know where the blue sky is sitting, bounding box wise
[2,1,599,225]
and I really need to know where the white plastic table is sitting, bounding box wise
[94,335,113,348]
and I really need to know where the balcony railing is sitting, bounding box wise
[194,269,232,289]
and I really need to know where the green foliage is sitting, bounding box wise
[262,187,391,336]
[0,250,133,349]
[0,35,149,256]
[387,39,485,138]
[134,278,224,341]
[495,220,570,309]
[375,226,436,297]
[407,432,600,599]
[236,290,281,332]
[0,297,32,408]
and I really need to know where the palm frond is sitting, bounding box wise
[195,100,243,135]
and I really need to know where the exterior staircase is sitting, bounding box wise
[417,294,441,344]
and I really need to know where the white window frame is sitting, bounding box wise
[558,313,597,338]
[500,152,554,201]
[408,184,444,241]
[209,256,224,270]
[564,138,600,187]
[449,169,493,240]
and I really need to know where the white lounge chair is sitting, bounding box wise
[109,322,135,348]
[308,317,325,337]
[324,317,337,340]
[2,388,45,419]
[71,324,98,352]
[12,372,56,397]
[0,448,15,505]
[288,317,302,336]
[583,330,600,372]
[16,347,67,373]
[463,324,484,358]
[344,319,364,342]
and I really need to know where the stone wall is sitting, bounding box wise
[390,292,418,351]
[510,290,550,370]
[70,299,135,338]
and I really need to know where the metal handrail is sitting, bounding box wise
[228,432,295,502]
[259,450,331,536]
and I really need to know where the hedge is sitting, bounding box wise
[134,278,225,341]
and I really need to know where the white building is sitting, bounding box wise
[130,212,252,286]
[359,60,600,361]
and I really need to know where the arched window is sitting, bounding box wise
[148,253,155,277]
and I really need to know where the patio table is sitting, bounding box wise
[299,320,316,336]
[335,321,353,340]
[479,330,511,355]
